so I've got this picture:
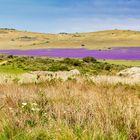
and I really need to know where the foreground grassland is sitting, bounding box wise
[0,29,140,50]
[0,55,126,75]
[0,80,140,140]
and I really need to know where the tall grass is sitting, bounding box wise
[0,79,139,140]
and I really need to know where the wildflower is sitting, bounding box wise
[31,108,40,112]
[31,108,36,111]
[21,102,28,108]
[22,102,27,106]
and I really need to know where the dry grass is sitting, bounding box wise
[0,29,140,50]
[91,75,140,85]
[0,79,139,139]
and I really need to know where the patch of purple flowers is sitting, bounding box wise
[0,47,139,60]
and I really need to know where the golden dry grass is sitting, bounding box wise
[0,79,139,139]
[0,29,140,50]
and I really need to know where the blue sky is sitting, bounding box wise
[0,0,140,33]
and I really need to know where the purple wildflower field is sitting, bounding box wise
[0,47,140,60]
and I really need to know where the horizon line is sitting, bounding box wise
[0,27,140,34]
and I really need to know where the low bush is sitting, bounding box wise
[104,64,111,71]
[48,65,69,71]
[83,57,97,63]
[63,58,81,66]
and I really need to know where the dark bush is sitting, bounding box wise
[48,65,69,72]
[63,58,71,64]
[7,55,14,59]
[104,65,111,71]
[73,60,81,66]
[83,57,97,63]
[72,34,81,37]
[81,44,85,46]
[63,58,81,66]
[45,41,49,43]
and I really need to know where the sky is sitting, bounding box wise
[0,0,140,33]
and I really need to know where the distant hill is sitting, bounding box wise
[0,29,140,50]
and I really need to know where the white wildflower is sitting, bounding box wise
[31,108,40,112]
[31,108,36,111]
[22,103,27,106]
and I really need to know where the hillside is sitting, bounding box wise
[0,29,140,50]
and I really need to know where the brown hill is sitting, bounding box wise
[0,29,140,50]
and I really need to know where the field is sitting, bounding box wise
[101,60,140,67]
[0,29,140,50]
[0,79,140,140]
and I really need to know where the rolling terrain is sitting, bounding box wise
[0,29,140,139]
[0,29,140,50]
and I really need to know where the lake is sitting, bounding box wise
[0,47,140,60]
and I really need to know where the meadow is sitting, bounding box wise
[102,60,140,67]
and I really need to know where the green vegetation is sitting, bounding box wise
[0,55,126,75]
[17,36,37,41]
[0,65,26,74]
[102,60,140,67]
[83,56,97,63]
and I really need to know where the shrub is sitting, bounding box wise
[72,34,81,37]
[7,55,14,59]
[81,44,85,46]
[45,41,49,43]
[63,58,72,64]
[48,65,69,71]
[83,57,97,63]
[104,65,111,71]
[63,58,81,66]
